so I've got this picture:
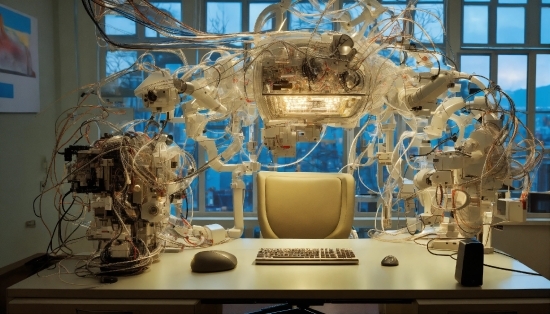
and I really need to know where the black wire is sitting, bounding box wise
[49,234,86,256]
[56,192,82,255]
[184,192,189,220]
[412,232,438,246]
[73,119,99,145]
[46,190,73,255]
[33,192,44,218]
[425,237,462,257]
[99,209,126,264]
[62,196,85,222]
[425,237,542,276]
[408,133,458,158]
[447,254,542,276]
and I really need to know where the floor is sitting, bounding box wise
[223,303,379,314]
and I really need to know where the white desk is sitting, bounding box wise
[8,239,550,314]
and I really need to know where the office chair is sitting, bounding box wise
[256,171,355,239]
[251,171,356,314]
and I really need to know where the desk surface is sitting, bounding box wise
[8,239,550,302]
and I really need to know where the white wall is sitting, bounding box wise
[0,0,58,268]
[0,0,121,268]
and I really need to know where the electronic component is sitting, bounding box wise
[455,239,484,287]
[63,132,186,273]
[496,198,526,222]
[527,192,550,213]
[255,33,369,128]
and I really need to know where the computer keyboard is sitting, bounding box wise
[255,248,359,265]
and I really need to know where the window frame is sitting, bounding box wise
[99,0,550,220]
[456,0,550,217]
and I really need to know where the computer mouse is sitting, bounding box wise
[190,250,237,273]
[381,255,399,266]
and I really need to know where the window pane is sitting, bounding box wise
[498,55,527,111]
[207,2,242,33]
[204,123,254,213]
[542,8,550,44]
[374,4,407,38]
[497,7,525,44]
[164,121,199,213]
[106,51,137,75]
[275,127,344,173]
[463,6,488,44]
[145,2,182,37]
[544,0,550,3]
[464,0,490,2]
[460,55,490,96]
[414,4,444,44]
[255,126,343,174]
[536,54,550,111]
[104,51,141,96]
[205,170,253,212]
[150,51,183,73]
[105,14,136,35]
[532,158,550,194]
[535,115,550,146]
[289,3,333,31]
[460,55,490,78]
[204,121,233,212]
[342,1,367,35]
[250,3,275,31]
[354,115,385,213]
[498,0,527,3]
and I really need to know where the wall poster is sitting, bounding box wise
[0,4,39,113]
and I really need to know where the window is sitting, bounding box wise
[458,0,550,211]
[102,0,550,227]
[105,14,136,35]
[463,5,488,44]
[250,2,276,31]
[496,7,524,44]
[145,2,182,37]
[288,2,334,31]
[543,8,550,44]
[207,2,242,33]
[413,1,445,44]
[101,0,448,220]
[460,55,490,79]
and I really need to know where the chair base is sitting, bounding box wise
[246,303,324,314]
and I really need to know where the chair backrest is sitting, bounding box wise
[256,171,355,239]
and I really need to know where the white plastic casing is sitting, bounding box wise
[204,224,227,244]
[496,198,526,222]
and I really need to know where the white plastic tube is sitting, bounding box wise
[184,82,227,114]
[424,97,465,139]
[227,172,245,239]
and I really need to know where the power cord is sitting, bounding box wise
[424,238,542,276]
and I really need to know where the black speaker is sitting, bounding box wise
[455,238,484,286]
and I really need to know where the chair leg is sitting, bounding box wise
[246,304,325,314]
[301,307,324,314]
[246,303,293,314]
[271,307,324,314]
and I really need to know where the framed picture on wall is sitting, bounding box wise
[0,4,39,113]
